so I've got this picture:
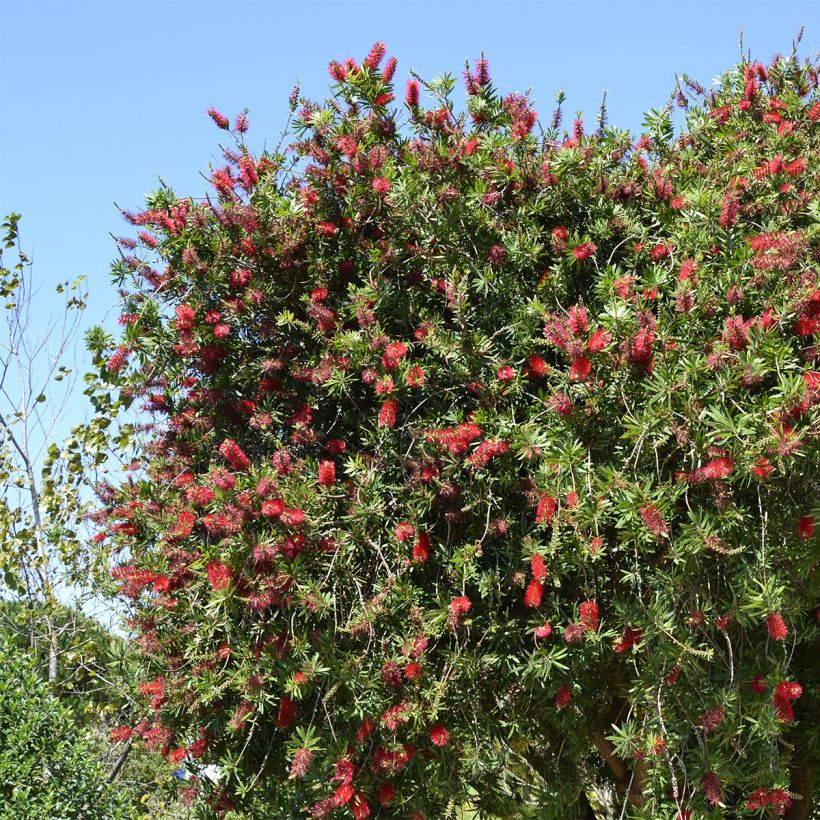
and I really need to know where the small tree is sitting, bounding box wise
[95,44,819,818]
[0,213,111,682]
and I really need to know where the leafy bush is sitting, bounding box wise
[0,641,127,819]
[93,43,820,818]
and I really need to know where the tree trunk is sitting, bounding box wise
[589,730,646,809]
[784,764,815,820]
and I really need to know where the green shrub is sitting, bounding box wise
[0,641,127,819]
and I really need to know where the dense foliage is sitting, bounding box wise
[93,44,820,818]
[0,641,127,819]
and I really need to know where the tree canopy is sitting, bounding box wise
[91,43,820,818]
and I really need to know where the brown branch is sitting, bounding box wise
[589,730,646,809]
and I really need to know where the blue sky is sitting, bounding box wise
[0,0,817,369]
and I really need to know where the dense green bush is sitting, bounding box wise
[0,641,127,819]
[93,43,819,818]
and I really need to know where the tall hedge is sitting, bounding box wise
[93,44,820,818]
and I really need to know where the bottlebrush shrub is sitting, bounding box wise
[92,44,820,818]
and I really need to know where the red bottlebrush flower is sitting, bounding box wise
[188,736,208,758]
[381,341,408,370]
[524,578,544,608]
[775,680,802,702]
[475,57,490,86]
[640,504,669,538]
[722,315,752,351]
[688,456,735,483]
[168,747,186,764]
[289,747,313,779]
[206,561,231,591]
[318,460,336,486]
[449,596,472,624]
[382,56,397,83]
[395,522,414,542]
[702,771,724,807]
[569,355,592,381]
[261,498,284,518]
[404,661,422,680]
[372,177,391,194]
[571,242,596,261]
[429,725,449,747]
[587,328,612,352]
[747,788,792,814]
[450,596,471,615]
[379,398,398,428]
[152,575,171,594]
[497,364,515,381]
[534,623,552,639]
[568,306,588,336]
[719,192,739,228]
[380,702,413,733]
[328,61,347,82]
[614,626,643,653]
[325,438,346,455]
[749,674,768,693]
[665,665,681,685]
[535,494,558,525]
[110,725,133,742]
[276,696,297,729]
[379,784,396,806]
[555,685,572,709]
[766,612,788,641]
[317,221,338,237]
[405,79,420,107]
[797,514,815,539]
[773,694,794,722]
[382,661,403,688]
[751,457,774,478]
[551,226,568,241]
[281,508,306,526]
[714,612,732,631]
[334,783,354,806]
[525,354,549,378]
[350,792,370,819]
[488,244,507,266]
[698,705,726,734]
[679,258,698,282]
[406,366,425,387]
[175,303,196,330]
[564,623,584,644]
[107,346,129,373]
[219,438,251,471]
[363,41,386,71]
[531,553,547,581]
[207,108,229,129]
[356,719,376,744]
[786,157,807,176]
[466,439,509,469]
[650,242,671,260]
[579,600,599,632]
[412,532,430,563]
[170,510,195,538]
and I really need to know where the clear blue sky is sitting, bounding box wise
[0,0,817,354]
